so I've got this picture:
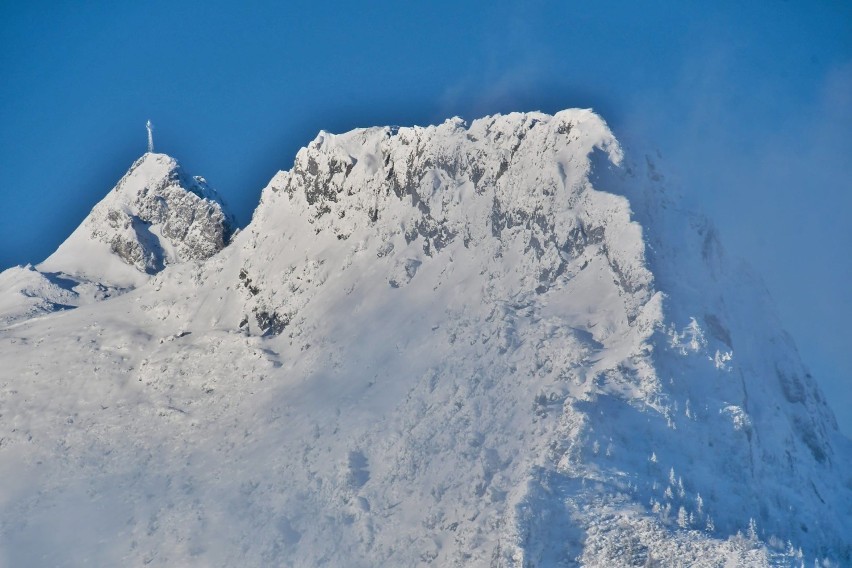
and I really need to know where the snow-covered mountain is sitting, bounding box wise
[0,152,233,326]
[0,110,849,567]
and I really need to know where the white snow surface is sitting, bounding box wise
[0,109,849,567]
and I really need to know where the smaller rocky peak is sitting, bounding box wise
[114,152,227,209]
[40,153,235,285]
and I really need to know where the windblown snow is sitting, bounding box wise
[0,110,849,567]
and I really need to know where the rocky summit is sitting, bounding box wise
[42,152,234,280]
[0,153,233,326]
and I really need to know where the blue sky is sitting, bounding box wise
[1,1,850,433]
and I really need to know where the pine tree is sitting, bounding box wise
[747,517,759,541]
[677,506,689,528]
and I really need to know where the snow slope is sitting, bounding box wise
[0,110,848,567]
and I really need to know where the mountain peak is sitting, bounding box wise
[240,108,642,333]
[39,152,234,286]
[264,108,624,247]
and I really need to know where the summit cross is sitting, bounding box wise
[146,120,154,153]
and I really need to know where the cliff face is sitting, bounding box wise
[0,110,848,567]
[227,110,650,338]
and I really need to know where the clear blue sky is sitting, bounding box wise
[1,1,850,433]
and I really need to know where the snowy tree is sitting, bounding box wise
[786,540,796,557]
[685,317,706,351]
[747,517,759,542]
[677,506,689,528]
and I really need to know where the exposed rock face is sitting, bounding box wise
[79,152,234,274]
[235,111,651,339]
